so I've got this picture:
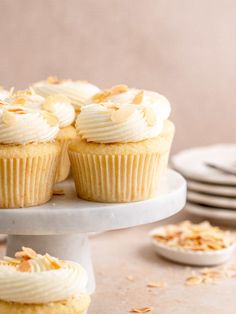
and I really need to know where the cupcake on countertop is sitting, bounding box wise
[69,85,175,203]
[0,247,90,314]
[32,76,100,112]
[9,89,77,182]
[0,104,60,208]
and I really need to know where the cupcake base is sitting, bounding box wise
[69,120,175,203]
[0,294,90,314]
[56,126,77,183]
[0,142,60,208]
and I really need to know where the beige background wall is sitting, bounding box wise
[0,0,235,152]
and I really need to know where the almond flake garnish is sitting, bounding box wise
[43,95,71,111]
[45,253,63,269]
[17,260,31,272]
[143,108,157,127]
[151,221,233,252]
[41,110,58,126]
[111,107,135,123]
[133,91,144,105]
[92,90,111,103]
[3,257,21,264]
[15,247,37,260]
[2,111,17,126]
[53,189,65,196]
[110,84,128,96]
[147,281,166,288]
[47,76,62,84]
[127,275,135,281]
[185,276,203,286]
[130,307,152,313]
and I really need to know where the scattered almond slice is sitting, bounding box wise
[147,281,166,288]
[143,108,157,127]
[130,307,152,313]
[127,275,135,281]
[111,107,135,123]
[185,275,203,286]
[15,247,37,260]
[17,260,31,272]
[43,95,71,111]
[41,110,58,126]
[53,189,65,196]
[92,90,111,103]
[45,253,63,269]
[3,257,21,264]
[2,110,17,126]
[133,90,144,104]
[47,76,62,84]
[110,84,128,96]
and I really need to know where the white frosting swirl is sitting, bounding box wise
[42,95,75,128]
[77,89,171,143]
[0,106,59,144]
[0,255,87,304]
[33,78,100,111]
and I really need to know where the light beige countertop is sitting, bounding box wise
[0,211,235,314]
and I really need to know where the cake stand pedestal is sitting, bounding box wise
[0,169,186,294]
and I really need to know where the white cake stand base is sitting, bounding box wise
[1,170,186,294]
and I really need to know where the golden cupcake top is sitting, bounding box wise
[32,76,100,111]
[0,247,87,304]
[0,105,59,144]
[76,85,171,144]
[151,221,233,252]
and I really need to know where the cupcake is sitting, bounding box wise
[42,95,76,182]
[0,247,90,314]
[32,76,100,113]
[10,90,77,182]
[69,86,175,202]
[0,105,60,208]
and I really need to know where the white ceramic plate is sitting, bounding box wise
[185,202,236,225]
[172,144,236,185]
[187,191,236,210]
[188,180,236,197]
[149,227,236,266]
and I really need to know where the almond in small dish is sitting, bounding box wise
[149,221,236,266]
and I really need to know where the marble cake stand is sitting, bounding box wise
[0,169,186,293]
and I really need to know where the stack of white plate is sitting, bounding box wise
[172,144,236,225]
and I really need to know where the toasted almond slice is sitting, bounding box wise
[41,110,58,126]
[53,189,65,196]
[130,307,152,313]
[2,111,17,126]
[185,276,203,286]
[127,275,135,281]
[92,90,111,103]
[3,257,21,264]
[143,108,157,127]
[110,84,128,96]
[133,91,144,104]
[15,247,37,260]
[45,253,63,269]
[43,95,71,111]
[111,107,135,123]
[147,281,166,288]
[47,76,61,84]
[13,97,27,105]
[18,260,31,272]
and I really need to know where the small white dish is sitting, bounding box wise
[188,180,236,197]
[172,144,236,185]
[149,227,236,266]
[187,190,236,209]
